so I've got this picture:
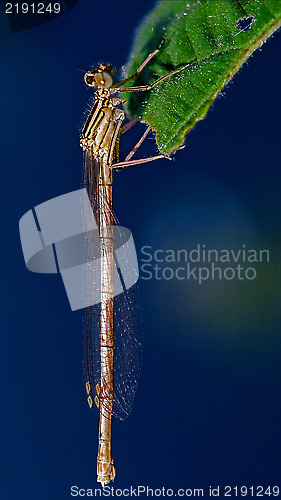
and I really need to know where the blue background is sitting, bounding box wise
[1,1,280,498]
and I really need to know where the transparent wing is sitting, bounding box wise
[81,150,143,422]
[82,284,143,422]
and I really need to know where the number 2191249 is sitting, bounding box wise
[224,486,279,496]
[5,3,61,14]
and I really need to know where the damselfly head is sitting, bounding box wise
[84,64,115,89]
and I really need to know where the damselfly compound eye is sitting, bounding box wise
[84,72,96,87]
[95,71,113,88]
[102,71,113,88]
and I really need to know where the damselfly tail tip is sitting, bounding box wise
[97,462,116,487]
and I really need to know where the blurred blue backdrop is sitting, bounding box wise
[0,1,280,498]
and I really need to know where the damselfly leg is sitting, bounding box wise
[112,126,165,170]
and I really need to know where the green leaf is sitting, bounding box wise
[122,0,281,154]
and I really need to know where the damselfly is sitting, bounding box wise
[80,49,185,486]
